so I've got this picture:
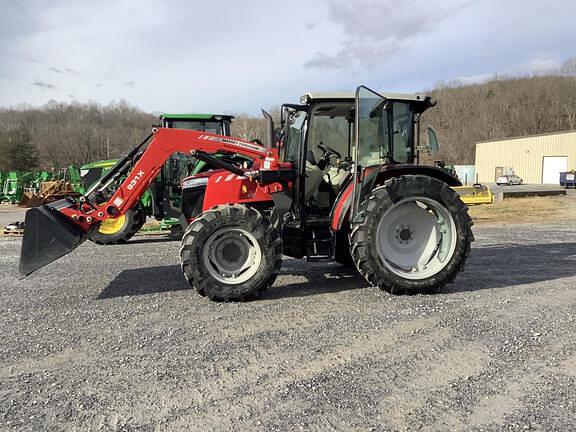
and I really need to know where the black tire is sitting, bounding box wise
[335,228,354,267]
[179,204,282,301]
[88,202,146,245]
[349,175,473,295]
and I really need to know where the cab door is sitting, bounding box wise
[352,85,390,223]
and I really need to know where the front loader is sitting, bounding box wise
[20,85,473,301]
[75,114,238,244]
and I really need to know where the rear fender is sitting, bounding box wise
[330,164,461,231]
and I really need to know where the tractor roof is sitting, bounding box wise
[160,113,234,121]
[300,91,435,114]
[301,91,430,104]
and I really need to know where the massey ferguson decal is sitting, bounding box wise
[198,135,266,153]
[127,170,145,190]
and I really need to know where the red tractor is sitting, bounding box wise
[20,86,473,301]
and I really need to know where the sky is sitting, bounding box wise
[1,0,575,115]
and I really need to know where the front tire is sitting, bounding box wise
[180,204,282,301]
[350,175,473,295]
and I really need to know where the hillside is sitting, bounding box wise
[1,75,576,170]
[422,75,576,164]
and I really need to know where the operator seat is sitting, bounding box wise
[304,150,326,202]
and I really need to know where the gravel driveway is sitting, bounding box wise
[1,223,575,431]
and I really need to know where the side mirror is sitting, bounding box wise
[427,126,440,153]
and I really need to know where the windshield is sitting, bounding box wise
[168,120,224,135]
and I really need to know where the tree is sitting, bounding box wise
[0,123,39,171]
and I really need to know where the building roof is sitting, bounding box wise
[476,129,576,145]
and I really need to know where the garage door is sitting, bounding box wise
[542,156,568,184]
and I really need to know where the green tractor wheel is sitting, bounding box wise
[88,202,146,245]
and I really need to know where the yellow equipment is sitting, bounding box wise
[452,184,493,205]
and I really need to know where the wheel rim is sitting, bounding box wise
[99,215,127,234]
[202,228,262,285]
[375,197,457,280]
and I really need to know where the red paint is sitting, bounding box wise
[330,182,353,230]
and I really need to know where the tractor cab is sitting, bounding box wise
[278,87,442,260]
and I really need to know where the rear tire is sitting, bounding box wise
[88,202,146,245]
[350,175,473,295]
[180,204,282,301]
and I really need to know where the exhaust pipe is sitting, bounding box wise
[19,199,88,276]
[261,109,275,149]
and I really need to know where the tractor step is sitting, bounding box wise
[306,224,334,262]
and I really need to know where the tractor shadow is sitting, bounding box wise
[442,241,576,294]
[126,235,178,245]
[97,242,576,300]
[98,265,190,299]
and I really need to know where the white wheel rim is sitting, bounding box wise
[376,197,457,280]
[202,228,262,285]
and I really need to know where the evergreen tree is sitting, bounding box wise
[0,123,39,171]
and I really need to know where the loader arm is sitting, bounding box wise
[20,128,291,276]
[92,128,273,219]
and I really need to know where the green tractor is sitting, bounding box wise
[1,171,34,204]
[0,172,6,201]
[81,113,235,244]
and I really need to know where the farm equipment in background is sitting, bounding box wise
[20,85,473,302]
[20,167,82,208]
[78,113,236,244]
[452,184,493,205]
[1,171,34,204]
[434,160,493,205]
[0,172,5,200]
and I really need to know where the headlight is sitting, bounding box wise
[182,177,208,189]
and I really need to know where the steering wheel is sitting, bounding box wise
[317,143,342,159]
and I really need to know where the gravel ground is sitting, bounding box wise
[1,222,575,431]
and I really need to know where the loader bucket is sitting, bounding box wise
[25,194,44,208]
[18,191,33,207]
[19,199,88,276]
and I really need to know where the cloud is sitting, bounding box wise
[49,66,63,73]
[32,81,56,91]
[124,81,135,87]
[503,53,562,75]
[304,0,472,70]
[454,53,571,85]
